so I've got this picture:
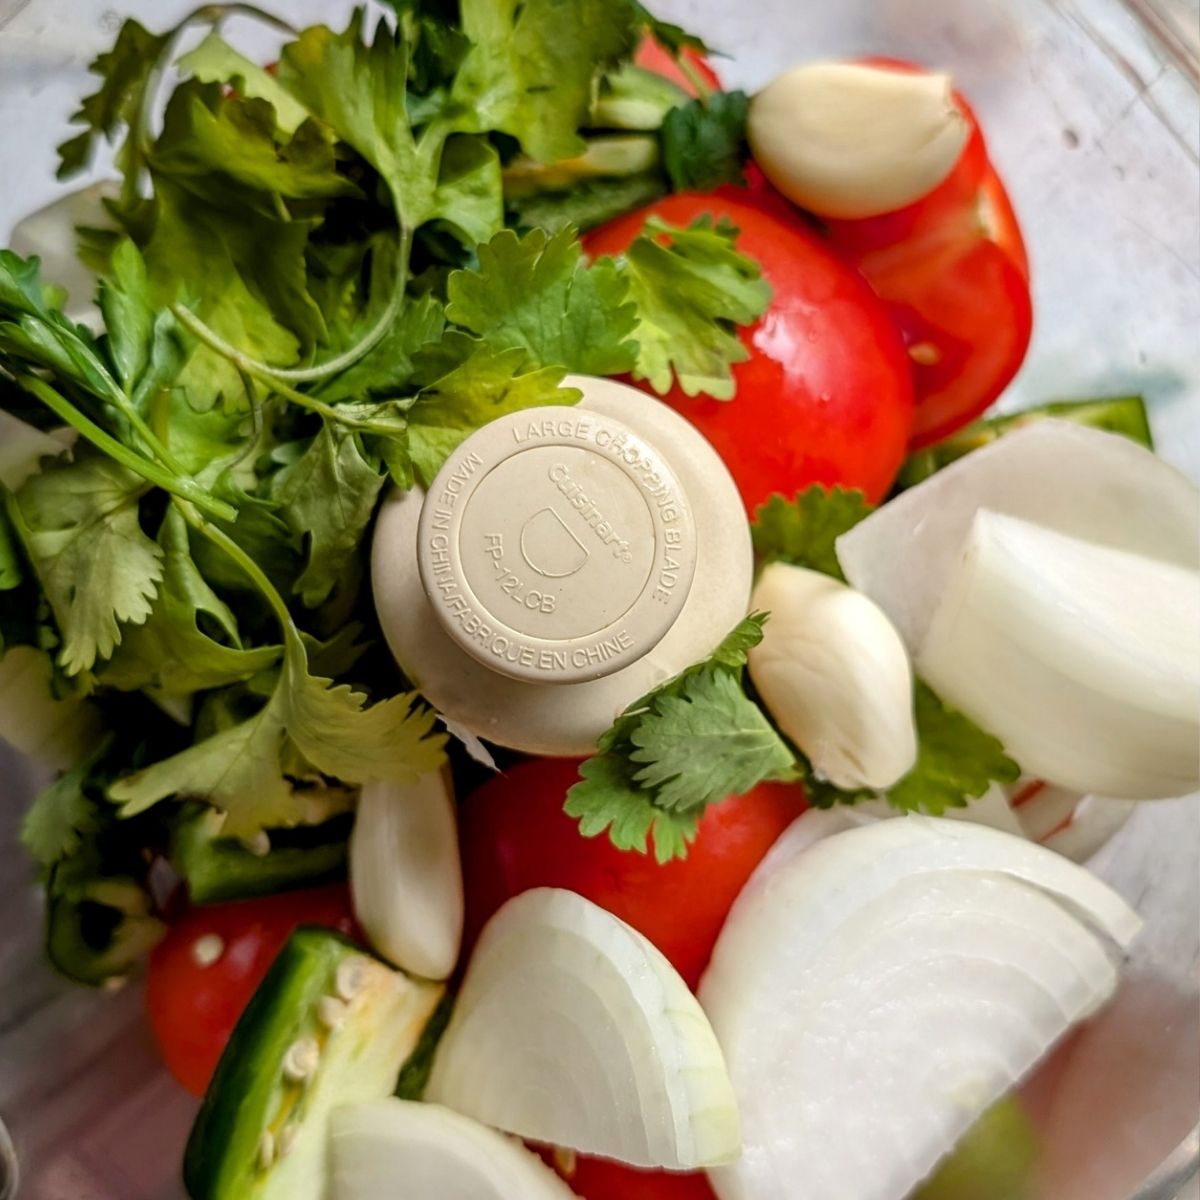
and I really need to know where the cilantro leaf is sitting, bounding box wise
[567,753,701,863]
[110,692,296,836]
[318,291,446,404]
[177,32,311,136]
[56,18,171,184]
[152,81,356,209]
[144,180,304,411]
[888,682,1021,814]
[405,340,577,488]
[21,739,110,866]
[661,91,749,191]
[630,669,796,810]
[110,622,445,839]
[10,456,163,674]
[272,424,386,609]
[607,216,771,399]
[446,226,637,376]
[98,507,281,701]
[453,0,640,164]
[752,486,875,580]
[567,615,794,862]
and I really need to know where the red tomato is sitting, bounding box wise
[585,193,915,514]
[822,60,1032,447]
[145,884,357,1096]
[565,1157,717,1200]
[634,37,721,96]
[460,757,804,989]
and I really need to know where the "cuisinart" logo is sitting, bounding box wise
[547,463,634,564]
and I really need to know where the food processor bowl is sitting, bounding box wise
[0,0,1196,1196]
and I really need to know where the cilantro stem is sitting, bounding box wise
[177,501,294,631]
[171,303,409,438]
[132,3,299,206]
[14,374,236,522]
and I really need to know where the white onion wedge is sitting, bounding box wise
[426,887,740,1170]
[330,1099,579,1200]
[918,511,1200,798]
[836,421,1199,648]
[699,814,1140,1200]
[349,773,463,980]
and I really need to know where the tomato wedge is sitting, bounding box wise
[822,60,1032,446]
[460,757,805,990]
[586,193,915,512]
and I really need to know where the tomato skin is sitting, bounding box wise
[634,37,721,96]
[821,60,1032,447]
[145,884,357,1096]
[585,193,915,514]
[460,757,805,990]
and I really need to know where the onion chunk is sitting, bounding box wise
[700,813,1140,1200]
[330,1099,579,1199]
[427,887,740,1170]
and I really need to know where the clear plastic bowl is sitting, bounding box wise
[1,0,1197,1197]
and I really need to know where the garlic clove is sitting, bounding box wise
[349,771,464,981]
[748,563,917,790]
[747,61,969,219]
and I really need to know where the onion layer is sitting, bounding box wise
[699,813,1140,1200]
[330,1099,579,1199]
[426,887,740,1170]
[918,511,1199,798]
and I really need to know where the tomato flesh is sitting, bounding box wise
[563,1155,718,1199]
[634,37,722,96]
[460,757,804,990]
[821,60,1033,446]
[145,884,357,1096]
[585,193,915,513]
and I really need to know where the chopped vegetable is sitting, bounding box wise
[329,1099,579,1200]
[462,757,804,987]
[566,615,796,862]
[184,928,443,1200]
[146,887,358,1096]
[427,888,740,1170]
[919,511,1200,798]
[699,813,1141,1200]
[836,420,1199,649]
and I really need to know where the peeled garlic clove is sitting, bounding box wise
[350,772,463,980]
[748,563,917,789]
[747,61,968,219]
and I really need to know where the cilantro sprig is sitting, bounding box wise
[5,0,777,978]
[566,616,796,863]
